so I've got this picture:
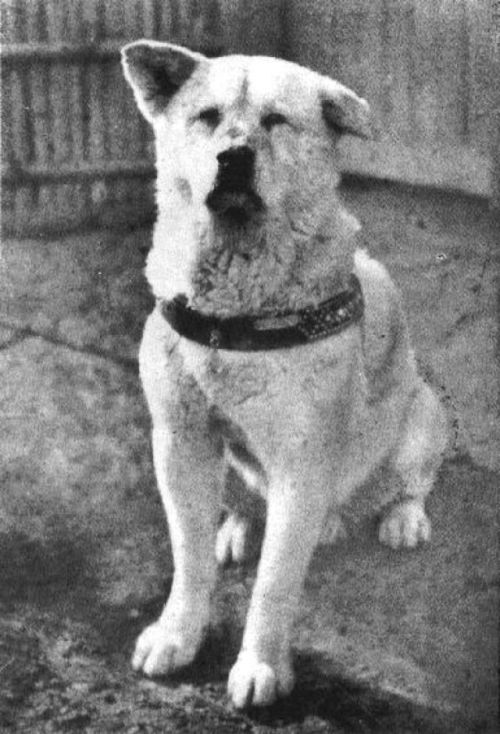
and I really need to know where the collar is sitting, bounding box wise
[158,274,363,351]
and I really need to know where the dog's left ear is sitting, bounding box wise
[122,40,206,123]
[320,80,372,139]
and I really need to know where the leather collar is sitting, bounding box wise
[159,274,363,351]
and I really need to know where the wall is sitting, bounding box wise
[282,0,495,198]
[1,0,497,236]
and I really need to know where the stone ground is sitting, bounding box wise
[0,180,498,733]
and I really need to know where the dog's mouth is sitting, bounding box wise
[206,146,264,225]
[206,187,264,225]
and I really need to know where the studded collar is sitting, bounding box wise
[158,274,364,351]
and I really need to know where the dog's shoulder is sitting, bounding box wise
[354,249,414,384]
[139,309,195,424]
[354,248,401,311]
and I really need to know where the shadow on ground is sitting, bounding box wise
[0,609,479,734]
[1,455,497,732]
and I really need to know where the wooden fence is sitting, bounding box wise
[0,0,282,235]
[0,0,497,236]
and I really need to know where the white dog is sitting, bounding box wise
[122,41,447,708]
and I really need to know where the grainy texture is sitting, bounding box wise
[1,0,282,235]
[1,0,497,234]
[0,182,498,731]
[282,0,495,197]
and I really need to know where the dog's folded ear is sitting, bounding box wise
[320,80,373,140]
[122,40,206,122]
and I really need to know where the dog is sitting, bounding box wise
[121,41,447,708]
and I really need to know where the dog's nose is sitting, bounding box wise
[216,146,255,181]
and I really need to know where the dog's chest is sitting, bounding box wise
[179,338,283,408]
[176,332,357,433]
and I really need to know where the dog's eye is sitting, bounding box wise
[197,107,221,127]
[261,112,288,131]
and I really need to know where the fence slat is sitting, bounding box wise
[9,68,33,226]
[67,0,89,226]
[87,58,107,211]
[66,0,83,42]
[123,0,140,36]
[158,0,177,41]
[1,1,19,42]
[142,0,159,38]
[103,0,124,39]
[379,0,412,145]
[466,0,493,153]
[436,0,467,144]
[2,69,14,224]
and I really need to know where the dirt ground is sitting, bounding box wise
[0,180,498,732]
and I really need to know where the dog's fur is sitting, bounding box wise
[122,42,447,708]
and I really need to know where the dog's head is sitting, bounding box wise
[122,42,372,310]
[122,41,371,226]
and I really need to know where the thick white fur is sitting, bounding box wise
[122,43,447,708]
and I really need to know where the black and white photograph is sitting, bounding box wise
[1,1,498,731]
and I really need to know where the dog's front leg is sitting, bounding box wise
[132,419,222,677]
[228,470,331,708]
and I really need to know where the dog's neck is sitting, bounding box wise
[146,197,360,318]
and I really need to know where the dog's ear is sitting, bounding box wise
[320,80,372,139]
[122,40,206,122]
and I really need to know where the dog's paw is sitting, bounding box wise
[132,619,205,677]
[379,500,431,549]
[227,651,295,708]
[216,515,249,566]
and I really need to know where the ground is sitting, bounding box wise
[0,180,498,733]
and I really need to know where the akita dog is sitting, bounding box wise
[122,41,447,708]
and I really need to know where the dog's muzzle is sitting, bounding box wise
[206,145,264,223]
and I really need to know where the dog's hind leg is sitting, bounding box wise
[379,381,447,549]
[216,513,253,565]
[132,418,223,677]
[216,463,266,566]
